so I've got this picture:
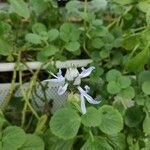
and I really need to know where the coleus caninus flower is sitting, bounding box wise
[43,66,101,114]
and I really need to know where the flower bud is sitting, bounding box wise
[65,68,79,81]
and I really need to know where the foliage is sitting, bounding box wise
[0,0,150,149]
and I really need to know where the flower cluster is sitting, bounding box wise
[43,67,101,114]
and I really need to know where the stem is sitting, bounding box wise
[89,129,94,142]
[19,63,43,127]
[0,54,20,110]
[22,61,48,103]
[83,0,90,57]
[20,59,52,127]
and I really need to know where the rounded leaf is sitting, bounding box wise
[2,126,26,150]
[98,105,123,135]
[50,108,81,140]
[48,29,59,42]
[91,38,104,49]
[32,23,47,34]
[118,87,135,99]
[117,76,131,89]
[65,42,80,52]
[107,81,121,94]
[106,69,121,82]
[81,107,101,127]
[81,137,113,150]
[142,80,150,95]
[19,134,44,150]
[25,33,42,44]
[9,0,30,18]
[125,106,145,127]
[138,71,150,85]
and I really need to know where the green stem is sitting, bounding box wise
[0,53,20,110]
[89,129,94,142]
[83,0,90,57]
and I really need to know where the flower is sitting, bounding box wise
[73,66,95,85]
[43,69,68,95]
[43,66,101,114]
[77,85,101,114]
[43,69,65,83]
[65,68,79,81]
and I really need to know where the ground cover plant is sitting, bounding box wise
[0,0,150,149]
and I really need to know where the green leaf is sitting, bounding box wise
[90,0,107,11]
[138,1,150,13]
[42,45,59,57]
[81,137,113,150]
[25,33,42,44]
[50,108,81,140]
[30,0,48,15]
[98,105,123,135]
[0,22,11,35]
[44,130,74,150]
[107,81,121,94]
[126,46,150,72]
[60,23,81,42]
[143,111,150,134]
[9,0,30,18]
[125,106,145,127]
[146,9,150,25]
[37,45,59,61]
[48,29,59,42]
[138,71,150,85]
[32,23,47,34]
[106,69,121,82]
[112,0,134,5]
[65,42,80,52]
[118,86,135,99]
[66,1,81,13]
[91,38,104,49]
[2,126,26,150]
[0,39,13,56]
[107,133,126,150]
[99,50,110,59]
[81,107,101,127]
[117,76,131,89]
[142,80,150,95]
[123,35,140,51]
[19,134,44,150]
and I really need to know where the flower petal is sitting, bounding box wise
[80,94,86,114]
[57,69,63,77]
[73,76,81,85]
[78,86,100,104]
[57,83,68,95]
[84,93,101,104]
[48,71,58,78]
[79,66,95,78]
[84,85,90,93]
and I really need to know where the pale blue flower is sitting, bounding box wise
[43,66,101,113]
[43,69,67,95]
[73,66,95,85]
[77,85,101,114]
[58,83,69,95]
[43,69,65,83]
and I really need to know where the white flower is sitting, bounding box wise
[58,83,69,95]
[43,69,65,83]
[43,66,101,114]
[65,68,79,81]
[77,85,101,114]
[43,69,68,95]
[73,66,95,85]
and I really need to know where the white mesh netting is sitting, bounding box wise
[0,60,92,112]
